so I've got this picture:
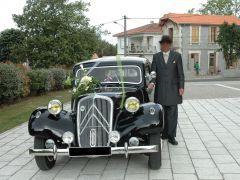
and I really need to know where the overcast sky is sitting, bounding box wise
[0,0,207,44]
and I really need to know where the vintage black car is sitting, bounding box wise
[29,56,164,170]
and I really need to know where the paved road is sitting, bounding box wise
[184,81,240,100]
[0,81,240,180]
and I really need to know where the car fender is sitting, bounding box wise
[117,103,164,137]
[28,108,75,142]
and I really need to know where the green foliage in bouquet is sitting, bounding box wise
[64,75,72,88]
[73,76,100,98]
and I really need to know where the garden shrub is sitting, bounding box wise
[50,68,66,90]
[27,69,53,94]
[0,63,22,102]
[16,64,30,97]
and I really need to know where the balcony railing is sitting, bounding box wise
[128,45,157,54]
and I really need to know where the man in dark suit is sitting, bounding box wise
[148,35,185,145]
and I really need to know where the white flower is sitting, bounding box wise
[73,87,77,93]
[85,86,89,91]
[80,76,92,84]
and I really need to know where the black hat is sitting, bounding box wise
[159,35,172,44]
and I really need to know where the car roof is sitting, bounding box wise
[74,56,149,67]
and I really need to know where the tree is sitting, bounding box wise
[0,29,25,63]
[234,24,240,59]
[232,0,240,17]
[218,22,240,69]
[13,0,102,68]
[198,0,240,17]
[96,40,117,57]
[187,8,195,14]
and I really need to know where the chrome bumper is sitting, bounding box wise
[29,145,159,158]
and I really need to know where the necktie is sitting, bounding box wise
[164,53,168,64]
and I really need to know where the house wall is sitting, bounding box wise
[180,24,225,76]
[162,21,227,77]
[162,21,181,49]
[153,35,162,53]
[116,37,126,55]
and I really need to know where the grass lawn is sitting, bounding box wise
[0,90,72,133]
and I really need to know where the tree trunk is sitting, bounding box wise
[224,52,230,69]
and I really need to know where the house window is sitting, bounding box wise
[191,26,200,44]
[209,26,219,43]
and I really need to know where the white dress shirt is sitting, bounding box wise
[163,51,170,64]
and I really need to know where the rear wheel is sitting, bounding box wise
[34,137,56,170]
[148,133,162,170]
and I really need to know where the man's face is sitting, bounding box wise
[160,42,171,52]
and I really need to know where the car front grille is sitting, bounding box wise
[77,95,113,147]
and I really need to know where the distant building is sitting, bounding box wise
[159,13,240,77]
[113,22,162,61]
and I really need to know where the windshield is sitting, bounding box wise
[75,65,142,85]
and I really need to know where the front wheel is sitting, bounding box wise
[34,137,56,170]
[148,133,162,170]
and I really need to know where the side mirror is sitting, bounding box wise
[150,71,156,79]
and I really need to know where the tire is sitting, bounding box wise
[34,137,56,170]
[148,133,162,170]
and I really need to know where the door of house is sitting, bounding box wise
[209,53,216,75]
[188,53,200,74]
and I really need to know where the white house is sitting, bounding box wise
[113,22,162,61]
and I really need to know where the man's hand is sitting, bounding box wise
[179,88,184,96]
[148,83,155,91]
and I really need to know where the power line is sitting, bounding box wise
[128,17,160,20]
[97,18,123,26]
[97,13,236,27]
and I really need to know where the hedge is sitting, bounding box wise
[27,69,54,94]
[50,68,66,90]
[0,63,69,103]
[16,64,30,97]
[0,63,22,102]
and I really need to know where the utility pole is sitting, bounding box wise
[124,15,127,56]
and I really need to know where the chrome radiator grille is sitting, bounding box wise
[77,95,113,147]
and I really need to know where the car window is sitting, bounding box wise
[76,65,142,85]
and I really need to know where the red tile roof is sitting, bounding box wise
[113,23,162,37]
[160,13,240,26]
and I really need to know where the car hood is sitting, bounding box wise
[96,87,144,109]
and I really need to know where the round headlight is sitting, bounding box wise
[109,131,120,144]
[48,100,62,115]
[62,131,74,144]
[125,97,140,113]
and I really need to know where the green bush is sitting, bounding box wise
[27,69,53,94]
[0,63,22,102]
[50,68,66,90]
[16,64,30,97]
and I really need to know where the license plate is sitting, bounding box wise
[69,147,111,157]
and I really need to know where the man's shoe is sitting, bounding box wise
[168,138,178,145]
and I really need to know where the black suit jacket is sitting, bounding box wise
[151,51,185,105]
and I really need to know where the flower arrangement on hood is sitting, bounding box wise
[73,75,100,98]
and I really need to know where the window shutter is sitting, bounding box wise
[192,26,199,43]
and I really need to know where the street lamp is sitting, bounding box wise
[113,21,123,28]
